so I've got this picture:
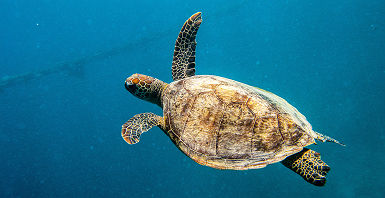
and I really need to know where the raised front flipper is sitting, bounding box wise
[172,12,202,81]
[281,148,330,186]
[121,113,163,144]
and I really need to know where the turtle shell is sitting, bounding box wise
[162,75,316,170]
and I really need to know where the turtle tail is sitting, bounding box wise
[314,131,346,146]
[281,148,330,186]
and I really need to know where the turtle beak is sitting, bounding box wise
[125,78,136,93]
[125,81,130,89]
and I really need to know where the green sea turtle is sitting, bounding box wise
[122,12,344,186]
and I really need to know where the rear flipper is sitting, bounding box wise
[281,148,330,186]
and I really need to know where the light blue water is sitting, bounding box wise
[1,0,384,197]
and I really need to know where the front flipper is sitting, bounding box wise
[172,12,202,81]
[121,113,163,144]
[281,148,330,186]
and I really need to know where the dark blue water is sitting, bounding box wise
[1,0,384,197]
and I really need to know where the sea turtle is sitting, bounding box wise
[122,12,344,186]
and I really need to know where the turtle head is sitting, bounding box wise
[125,73,167,107]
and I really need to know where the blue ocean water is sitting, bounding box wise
[1,0,384,197]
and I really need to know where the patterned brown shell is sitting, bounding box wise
[162,75,316,170]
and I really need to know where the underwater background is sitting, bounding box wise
[1,0,384,197]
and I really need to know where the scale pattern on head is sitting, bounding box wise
[172,12,202,81]
[125,73,166,106]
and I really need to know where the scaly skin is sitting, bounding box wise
[172,12,202,81]
[121,113,164,144]
[282,148,330,186]
[125,73,167,107]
